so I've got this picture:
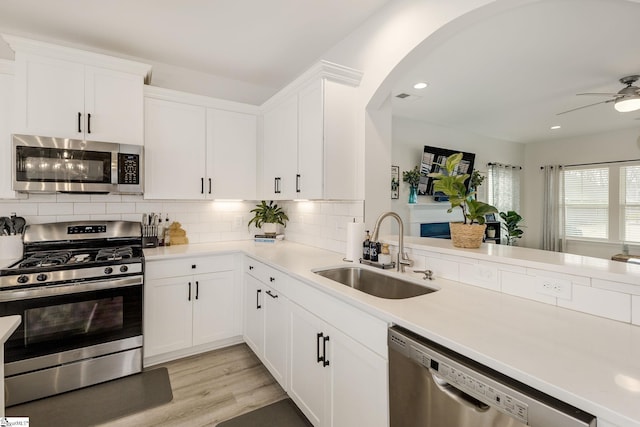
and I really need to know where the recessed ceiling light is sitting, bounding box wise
[550,125,561,130]
[413,82,428,89]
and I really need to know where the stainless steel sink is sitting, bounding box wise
[313,267,437,299]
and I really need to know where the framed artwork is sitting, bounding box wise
[391,165,399,199]
[418,146,476,197]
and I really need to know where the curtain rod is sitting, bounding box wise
[487,162,522,170]
[539,158,640,170]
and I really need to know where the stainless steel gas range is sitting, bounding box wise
[0,220,143,406]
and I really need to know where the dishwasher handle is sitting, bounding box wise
[430,369,490,413]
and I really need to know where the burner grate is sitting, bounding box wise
[19,251,73,268]
[96,247,133,262]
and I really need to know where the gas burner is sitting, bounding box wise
[19,251,72,268]
[96,247,133,262]
[69,254,92,264]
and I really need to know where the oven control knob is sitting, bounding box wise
[36,274,48,282]
[104,267,113,275]
[17,275,29,284]
[120,265,128,273]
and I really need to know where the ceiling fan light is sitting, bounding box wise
[614,96,640,112]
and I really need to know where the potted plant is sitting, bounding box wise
[428,153,498,248]
[248,200,289,236]
[402,166,421,204]
[499,210,524,245]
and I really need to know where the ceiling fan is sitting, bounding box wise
[557,75,640,115]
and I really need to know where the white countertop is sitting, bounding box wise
[147,241,640,426]
[0,315,20,344]
[399,235,640,285]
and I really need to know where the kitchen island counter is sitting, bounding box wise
[145,241,640,427]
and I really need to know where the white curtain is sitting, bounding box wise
[487,163,521,214]
[541,165,565,252]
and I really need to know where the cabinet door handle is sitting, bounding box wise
[249,265,254,270]
[188,282,192,301]
[269,277,275,282]
[266,289,278,299]
[317,332,323,363]
[87,113,91,134]
[208,178,212,194]
[201,177,204,194]
[77,112,82,133]
[274,177,282,194]
[322,335,330,367]
[296,174,301,193]
[195,281,199,300]
[256,289,262,309]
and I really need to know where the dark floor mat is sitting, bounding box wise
[6,367,173,427]
[217,398,312,427]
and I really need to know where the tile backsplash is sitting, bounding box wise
[0,195,363,253]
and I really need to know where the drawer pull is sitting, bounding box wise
[266,290,278,299]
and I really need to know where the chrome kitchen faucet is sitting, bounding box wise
[370,212,413,272]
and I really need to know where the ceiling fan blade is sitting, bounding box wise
[576,92,621,97]
[556,98,615,115]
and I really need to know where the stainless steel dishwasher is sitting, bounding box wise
[389,326,596,427]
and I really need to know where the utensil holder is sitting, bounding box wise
[143,236,158,248]
[0,235,23,260]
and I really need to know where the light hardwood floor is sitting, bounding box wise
[98,344,287,427]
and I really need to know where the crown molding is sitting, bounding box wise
[261,60,363,111]
[144,85,260,115]
[2,34,152,81]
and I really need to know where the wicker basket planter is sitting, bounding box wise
[449,222,486,249]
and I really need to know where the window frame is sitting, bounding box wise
[562,161,640,244]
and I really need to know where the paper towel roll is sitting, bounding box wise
[345,221,365,262]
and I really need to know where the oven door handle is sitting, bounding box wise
[0,276,143,302]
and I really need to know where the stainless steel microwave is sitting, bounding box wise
[12,134,143,194]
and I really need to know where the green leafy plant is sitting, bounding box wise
[428,153,498,224]
[248,200,289,229]
[402,166,421,187]
[499,210,525,244]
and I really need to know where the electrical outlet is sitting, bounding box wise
[536,276,572,300]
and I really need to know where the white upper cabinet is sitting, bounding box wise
[4,35,150,146]
[144,97,207,199]
[207,109,257,200]
[262,94,298,199]
[144,86,258,200]
[0,61,22,200]
[260,61,362,201]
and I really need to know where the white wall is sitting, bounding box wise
[523,126,640,256]
[392,116,525,236]
[318,0,497,231]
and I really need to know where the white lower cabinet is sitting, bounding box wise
[243,257,389,427]
[144,255,242,364]
[244,260,290,388]
[289,301,388,427]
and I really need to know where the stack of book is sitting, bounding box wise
[254,234,285,243]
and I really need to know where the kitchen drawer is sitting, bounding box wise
[245,257,288,292]
[146,254,236,279]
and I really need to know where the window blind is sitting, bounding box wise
[563,167,608,239]
[622,165,640,242]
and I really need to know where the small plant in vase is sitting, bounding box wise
[248,200,289,236]
[428,153,498,248]
[499,210,525,245]
[402,166,421,204]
